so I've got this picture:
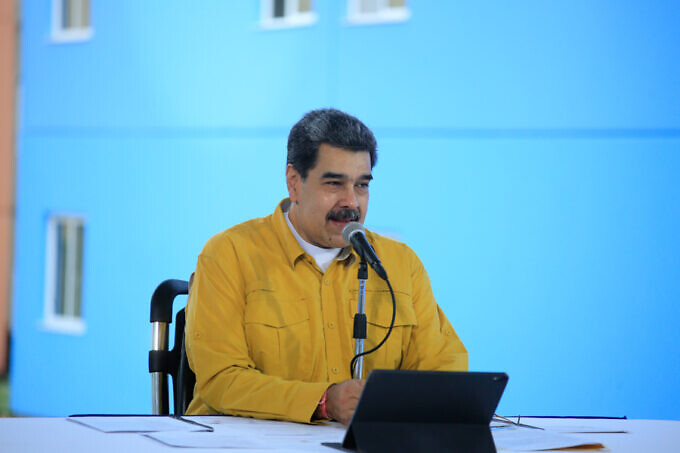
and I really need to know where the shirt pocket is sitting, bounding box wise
[244,281,311,380]
[349,290,417,371]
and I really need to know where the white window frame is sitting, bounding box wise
[260,0,318,30]
[346,0,411,25]
[51,0,93,43]
[42,215,86,335]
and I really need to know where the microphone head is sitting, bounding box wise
[342,221,364,245]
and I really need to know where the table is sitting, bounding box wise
[0,415,678,452]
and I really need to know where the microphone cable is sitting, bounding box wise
[349,276,396,379]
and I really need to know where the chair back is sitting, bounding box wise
[148,279,196,415]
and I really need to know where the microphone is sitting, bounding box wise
[342,222,388,280]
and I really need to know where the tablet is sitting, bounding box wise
[341,370,508,453]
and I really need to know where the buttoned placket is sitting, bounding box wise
[320,260,346,382]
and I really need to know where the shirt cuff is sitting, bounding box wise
[292,382,333,423]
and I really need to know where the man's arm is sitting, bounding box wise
[185,244,329,423]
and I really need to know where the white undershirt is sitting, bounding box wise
[285,211,341,273]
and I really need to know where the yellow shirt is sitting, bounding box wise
[185,199,468,422]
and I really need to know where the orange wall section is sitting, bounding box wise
[0,0,16,375]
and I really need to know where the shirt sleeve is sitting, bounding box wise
[184,237,329,423]
[399,247,469,371]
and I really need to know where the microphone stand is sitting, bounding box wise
[352,260,368,379]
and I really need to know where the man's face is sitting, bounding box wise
[287,143,372,249]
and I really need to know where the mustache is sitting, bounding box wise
[327,209,360,222]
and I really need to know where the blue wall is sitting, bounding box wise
[11,1,680,419]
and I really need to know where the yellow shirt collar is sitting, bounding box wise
[274,198,354,269]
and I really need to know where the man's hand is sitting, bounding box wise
[325,379,365,425]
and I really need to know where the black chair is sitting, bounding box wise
[148,279,196,415]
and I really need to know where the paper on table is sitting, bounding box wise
[145,416,346,450]
[539,424,627,434]
[145,431,279,449]
[492,417,627,434]
[146,426,344,450]
[68,415,213,433]
[492,426,606,451]
[187,415,346,439]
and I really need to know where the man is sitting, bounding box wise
[185,108,467,424]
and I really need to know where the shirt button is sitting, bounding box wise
[332,367,339,374]
[446,329,453,336]
[324,278,330,285]
[328,321,335,328]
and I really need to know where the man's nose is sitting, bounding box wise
[339,185,360,209]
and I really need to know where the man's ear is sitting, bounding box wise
[286,164,301,203]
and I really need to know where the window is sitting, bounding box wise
[260,0,318,29]
[43,216,86,334]
[347,0,411,25]
[51,0,93,42]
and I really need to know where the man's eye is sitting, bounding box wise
[357,183,369,189]
[326,181,342,186]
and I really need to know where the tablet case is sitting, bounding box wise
[341,370,508,453]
